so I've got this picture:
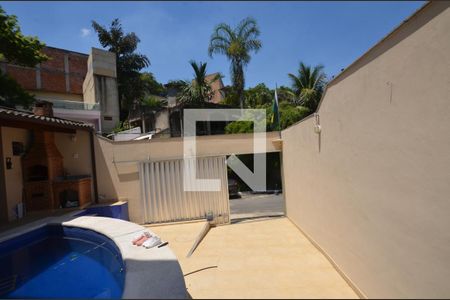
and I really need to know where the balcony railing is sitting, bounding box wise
[50,99,100,111]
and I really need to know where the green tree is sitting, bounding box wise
[225,105,272,134]
[244,83,273,108]
[0,6,47,108]
[140,72,166,97]
[288,62,327,111]
[278,102,311,129]
[179,60,221,105]
[276,86,296,103]
[92,18,150,120]
[225,120,254,134]
[141,95,167,109]
[220,85,239,107]
[225,95,311,133]
[208,17,262,109]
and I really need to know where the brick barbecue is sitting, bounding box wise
[21,101,92,210]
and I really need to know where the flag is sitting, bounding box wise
[271,84,280,130]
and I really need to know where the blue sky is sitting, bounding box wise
[2,1,424,88]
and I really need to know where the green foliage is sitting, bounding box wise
[0,7,47,66]
[178,60,221,105]
[0,73,36,108]
[142,95,167,109]
[276,86,296,103]
[92,18,150,119]
[112,120,132,133]
[244,83,272,107]
[0,6,48,108]
[224,108,270,134]
[288,62,327,111]
[279,103,311,129]
[225,121,253,134]
[140,72,166,96]
[208,17,262,108]
[224,100,311,134]
[220,85,239,107]
[223,84,295,109]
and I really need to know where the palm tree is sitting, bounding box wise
[288,62,327,111]
[208,17,262,109]
[92,19,150,120]
[179,60,221,104]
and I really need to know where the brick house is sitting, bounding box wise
[205,73,225,104]
[1,46,120,133]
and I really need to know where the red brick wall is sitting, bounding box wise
[5,47,88,95]
[68,53,88,94]
[40,68,66,92]
[5,65,36,90]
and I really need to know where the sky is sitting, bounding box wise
[2,1,424,88]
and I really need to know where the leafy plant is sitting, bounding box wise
[288,62,327,111]
[279,103,311,129]
[142,95,167,109]
[140,72,166,97]
[244,83,273,108]
[92,18,150,120]
[276,86,297,104]
[208,17,262,109]
[112,120,132,133]
[178,60,221,104]
[225,121,254,134]
[0,73,36,108]
[0,6,48,108]
[224,108,269,134]
[224,101,311,133]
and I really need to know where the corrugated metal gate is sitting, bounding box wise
[139,156,230,224]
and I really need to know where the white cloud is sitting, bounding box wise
[80,28,91,37]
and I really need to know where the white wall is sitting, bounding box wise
[282,2,450,298]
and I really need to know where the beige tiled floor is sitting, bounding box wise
[148,217,359,299]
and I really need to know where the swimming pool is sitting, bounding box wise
[0,225,125,299]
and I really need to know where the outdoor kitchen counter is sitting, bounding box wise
[61,216,187,299]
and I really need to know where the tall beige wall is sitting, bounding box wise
[83,47,120,133]
[94,131,281,223]
[282,2,450,298]
[0,127,29,221]
[54,130,95,201]
[54,130,93,177]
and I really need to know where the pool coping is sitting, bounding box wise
[0,214,187,299]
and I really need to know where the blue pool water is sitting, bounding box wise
[0,225,125,299]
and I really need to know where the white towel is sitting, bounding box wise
[143,236,161,249]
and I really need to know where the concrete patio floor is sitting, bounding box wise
[148,217,359,299]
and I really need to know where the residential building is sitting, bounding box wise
[128,74,227,139]
[1,46,120,133]
[194,73,225,104]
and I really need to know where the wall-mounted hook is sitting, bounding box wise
[314,113,321,134]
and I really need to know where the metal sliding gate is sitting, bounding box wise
[139,156,230,224]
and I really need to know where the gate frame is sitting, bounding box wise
[139,155,231,225]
